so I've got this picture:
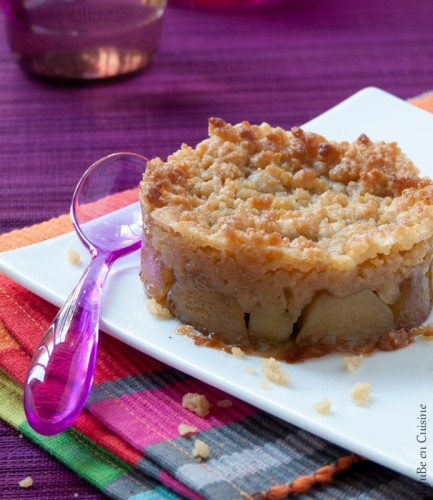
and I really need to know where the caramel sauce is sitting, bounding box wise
[178,324,421,363]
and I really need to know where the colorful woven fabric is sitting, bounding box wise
[1,93,433,499]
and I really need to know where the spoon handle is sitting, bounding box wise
[24,251,112,435]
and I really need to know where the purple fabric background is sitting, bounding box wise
[2,0,433,497]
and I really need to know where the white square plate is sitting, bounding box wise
[2,87,433,486]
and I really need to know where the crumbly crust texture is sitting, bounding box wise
[350,382,372,406]
[192,439,210,459]
[182,392,212,417]
[141,118,433,272]
[261,357,290,385]
[314,398,331,415]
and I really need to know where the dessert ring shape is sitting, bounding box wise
[140,116,433,360]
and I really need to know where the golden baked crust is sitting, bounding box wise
[139,118,433,359]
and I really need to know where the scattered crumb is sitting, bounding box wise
[18,433,23,439]
[245,367,256,375]
[65,248,81,265]
[231,346,245,359]
[216,399,233,408]
[176,324,200,338]
[146,298,172,319]
[178,423,198,436]
[192,439,210,459]
[74,495,79,498]
[18,476,33,488]
[343,354,364,373]
[259,380,269,389]
[182,393,212,417]
[350,382,372,406]
[420,324,433,338]
[314,398,331,415]
[261,357,290,386]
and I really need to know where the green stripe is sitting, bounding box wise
[0,370,170,497]
[20,421,127,488]
[0,370,127,487]
[0,368,27,428]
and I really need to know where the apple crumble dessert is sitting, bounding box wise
[139,117,433,361]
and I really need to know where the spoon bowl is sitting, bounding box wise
[73,153,145,254]
[24,152,147,435]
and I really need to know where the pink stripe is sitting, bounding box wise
[173,378,259,425]
[89,378,259,449]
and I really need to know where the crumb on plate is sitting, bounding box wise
[314,398,331,415]
[146,298,172,319]
[343,354,364,373]
[231,346,245,359]
[419,324,433,338]
[176,324,200,338]
[350,381,371,406]
[65,248,80,265]
[261,357,289,385]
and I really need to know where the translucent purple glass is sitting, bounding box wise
[24,153,147,435]
[170,0,285,10]
[0,1,166,80]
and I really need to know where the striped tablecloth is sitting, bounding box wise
[2,0,433,498]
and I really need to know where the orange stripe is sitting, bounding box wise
[409,92,433,114]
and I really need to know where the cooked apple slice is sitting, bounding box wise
[296,289,394,345]
[391,269,431,329]
[167,277,247,343]
[249,301,292,342]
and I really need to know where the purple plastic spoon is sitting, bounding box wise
[23,152,147,435]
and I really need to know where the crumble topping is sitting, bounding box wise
[141,118,433,271]
[192,439,210,459]
[146,298,172,318]
[420,324,433,338]
[178,423,198,436]
[18,476,33,488]
[176,324,200,338]
[231,346,246,359]
[343,354,365,373]
[182,393,212,417]
[314,398,331,415]
[261,358,290,385]
[350,381,372,406]
[65,248,81,265]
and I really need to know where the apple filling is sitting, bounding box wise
[160,262,433,359]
